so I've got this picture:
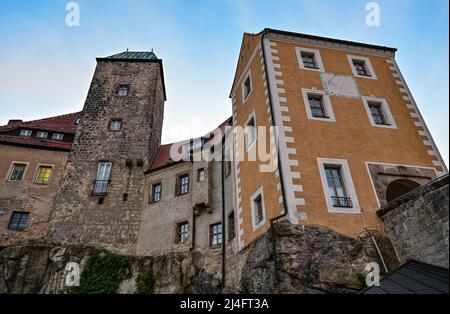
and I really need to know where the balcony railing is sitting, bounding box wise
[331,196,353,208]
[92,179,110,195]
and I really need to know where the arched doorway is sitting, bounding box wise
[386,179,421,203]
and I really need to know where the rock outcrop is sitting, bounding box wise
[233,222,399,294]
[0,222,399,294]
[0,242,221,294]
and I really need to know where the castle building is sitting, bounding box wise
[0,29,447,263]
[229,28,447,250]
[0,112,80,245]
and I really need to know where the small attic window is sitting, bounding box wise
[74,117,80,125]
[20,129,32,137]
[117,85,129,96]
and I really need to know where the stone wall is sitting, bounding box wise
[0,145,69,246]
[378,174,449,268]
[49,59,165,255]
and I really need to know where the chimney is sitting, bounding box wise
[7,119,23,126]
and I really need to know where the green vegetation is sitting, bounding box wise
[356,272,367,288]
[63,250,128,294]
[136,272,156,294]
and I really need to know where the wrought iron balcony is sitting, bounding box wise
[92,179,110,195]
[331,196,353,208]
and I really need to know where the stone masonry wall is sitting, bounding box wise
[49,59,165,255]
[378,174,449,268]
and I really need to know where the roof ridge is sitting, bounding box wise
[20,111,81,125]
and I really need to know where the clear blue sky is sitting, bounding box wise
[0,0,448,165]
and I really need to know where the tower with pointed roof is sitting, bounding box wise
[49,51,166,254]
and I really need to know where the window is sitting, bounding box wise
[348,55,377,79]
[36,131,48,139]
[369,102,387,125]
[308,94,327,118]
[362,97,396,129]
[35,166,53,184]
[296,47,324,72]
[251,187,266,230]
[302,89,335,121]
[176,222,189,244]
[176,174,189,196]
[197,168,206,182]
[317,158,360,213]
[150,183,162,203]
[20,129,32,137]
[52,133,64,141]
[228,212,235,242]
[325,166,352,208]
[245,113,257,148]
[8,163,26,181]
[353,60,369,76]
[117,85,129,96]
[301,52,317,69]
[8,211,30,231]
[109,120,122,131]
[93,162,112,195]
[242,72,252,102]
[209,222,222,246]
[74,117,80,125]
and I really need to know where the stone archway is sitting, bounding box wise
[366,163,438,206]
[385,179,421,203]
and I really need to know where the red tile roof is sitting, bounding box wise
[0,112,81,133]
[148,117,232,172]
[0,112,81,151]
[0,134,73,151]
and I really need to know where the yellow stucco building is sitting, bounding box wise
[230,28,447,249]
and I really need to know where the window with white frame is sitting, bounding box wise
[176,221,189,244]
[52,133,64,141]
[301,89,335,121]
[296,47,324,72]
[36,131,48,139]
[20,129,32,137]
[317,158,360,213]
[362,97,396,129]
[245,113,257,148]
[251,187,266,230]
[93,162,112,194]
[347,55,377,79]
[35,165,53,184]
[241,71,252,102]
[8,163,27,181]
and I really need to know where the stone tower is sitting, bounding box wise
[49,51,166,254]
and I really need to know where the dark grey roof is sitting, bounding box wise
[361,259,449,294]
[99,50,158,61]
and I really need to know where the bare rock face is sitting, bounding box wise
[0,243,221,294]
[240,222,399,294]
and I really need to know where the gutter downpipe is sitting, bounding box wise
[360,209,389,274]
[221,132,226,291]
[260,30,290,284]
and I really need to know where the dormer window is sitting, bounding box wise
[74,117,80,125]
[52,133,64,141]
[117,85,129,96]
[20,129,32,137]
[36,131,48,139]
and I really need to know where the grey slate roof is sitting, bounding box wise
[100,50,158,61]
[361,259,449,294]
